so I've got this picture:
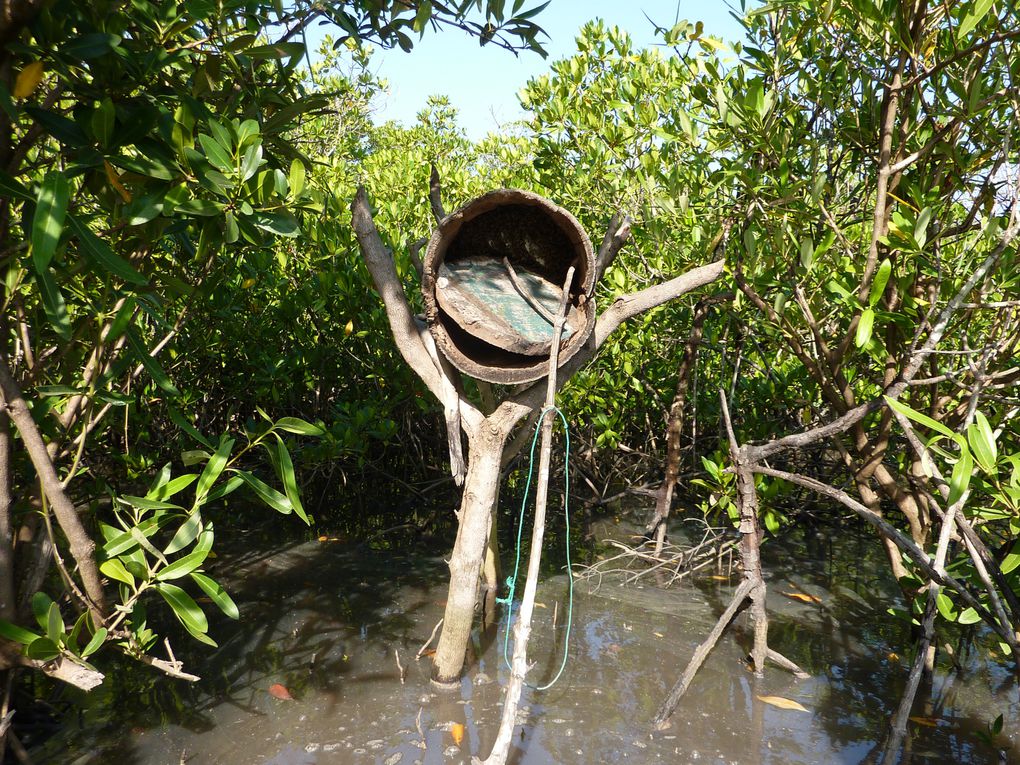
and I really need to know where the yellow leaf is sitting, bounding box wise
[318,535,328,542]
[344,319,354,336]
[241,277,256,289]
[909,716,939,728]
[757,695,809,712]
[451,722,464,746]
[534,601,547,609]
[783,591,822,604]
[14,61,44,100]
[709,575,729,581]
[653,631,664,638]
[104,160,132,203]
[888,652,899,661]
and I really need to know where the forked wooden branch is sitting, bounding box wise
[351,183,725,463]
[351,186,482,434]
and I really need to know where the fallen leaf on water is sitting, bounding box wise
[757,695,809,712]
[710,575,729,581]
[909,716,939,728]
[653,632,665,638]
[783,591,822,604]
[888,652,900,661]
[268,683,293,700]
[451,722,464,746]
[534,602,547,609]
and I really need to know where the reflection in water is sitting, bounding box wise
[26,518,1019,764]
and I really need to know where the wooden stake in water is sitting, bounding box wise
[476,267,575,765]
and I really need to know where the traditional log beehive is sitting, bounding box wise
[422,189,596,384]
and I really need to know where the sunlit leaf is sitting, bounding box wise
[100,558,135,587]
[957,0,995,39]
[884,397,956,438]
[164,513,202,555]
[156,546,210,581]
[868,259,891,307]
[155,582,208,635]
[935,592,956,621]
[273,417,325,436]
[0,619,41,645]
[854,308,874,347]
[32,171,69,272]
[267,434,308,524]
[26,636,61,661]
[234,470,293,514]
[81,627,108,657]
[948,444,973,506]
[191,572,239,619]
[14,61,44,99]
[957,607,981,625]
[967,412,997,473]
[195,436,235,504]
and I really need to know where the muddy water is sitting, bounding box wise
[32,519,1019,765]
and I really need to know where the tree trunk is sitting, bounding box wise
[0,355,107,620]
[480,509,500,630]
[0,410,13,620]
[647,296,724,553]
[733,455,768,673]
[431,424,508,685]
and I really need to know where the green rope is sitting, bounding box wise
[497,405,574,691]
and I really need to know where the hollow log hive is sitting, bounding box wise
[422,189,596,384]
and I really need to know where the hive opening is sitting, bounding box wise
[422,191,596,384]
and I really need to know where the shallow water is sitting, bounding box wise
[28,517,1020,765]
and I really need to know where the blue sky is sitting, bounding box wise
[350,1,748,139]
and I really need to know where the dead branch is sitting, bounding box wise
[752,465,1020,655]
[593,211,630,284]
[652,578,754,729]
[416,618,444,660]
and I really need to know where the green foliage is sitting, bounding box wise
[0,0,550,683]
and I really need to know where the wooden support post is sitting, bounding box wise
[477,268,574,765]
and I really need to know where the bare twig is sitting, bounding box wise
[395,649,406,684]
[416,618,444,660]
